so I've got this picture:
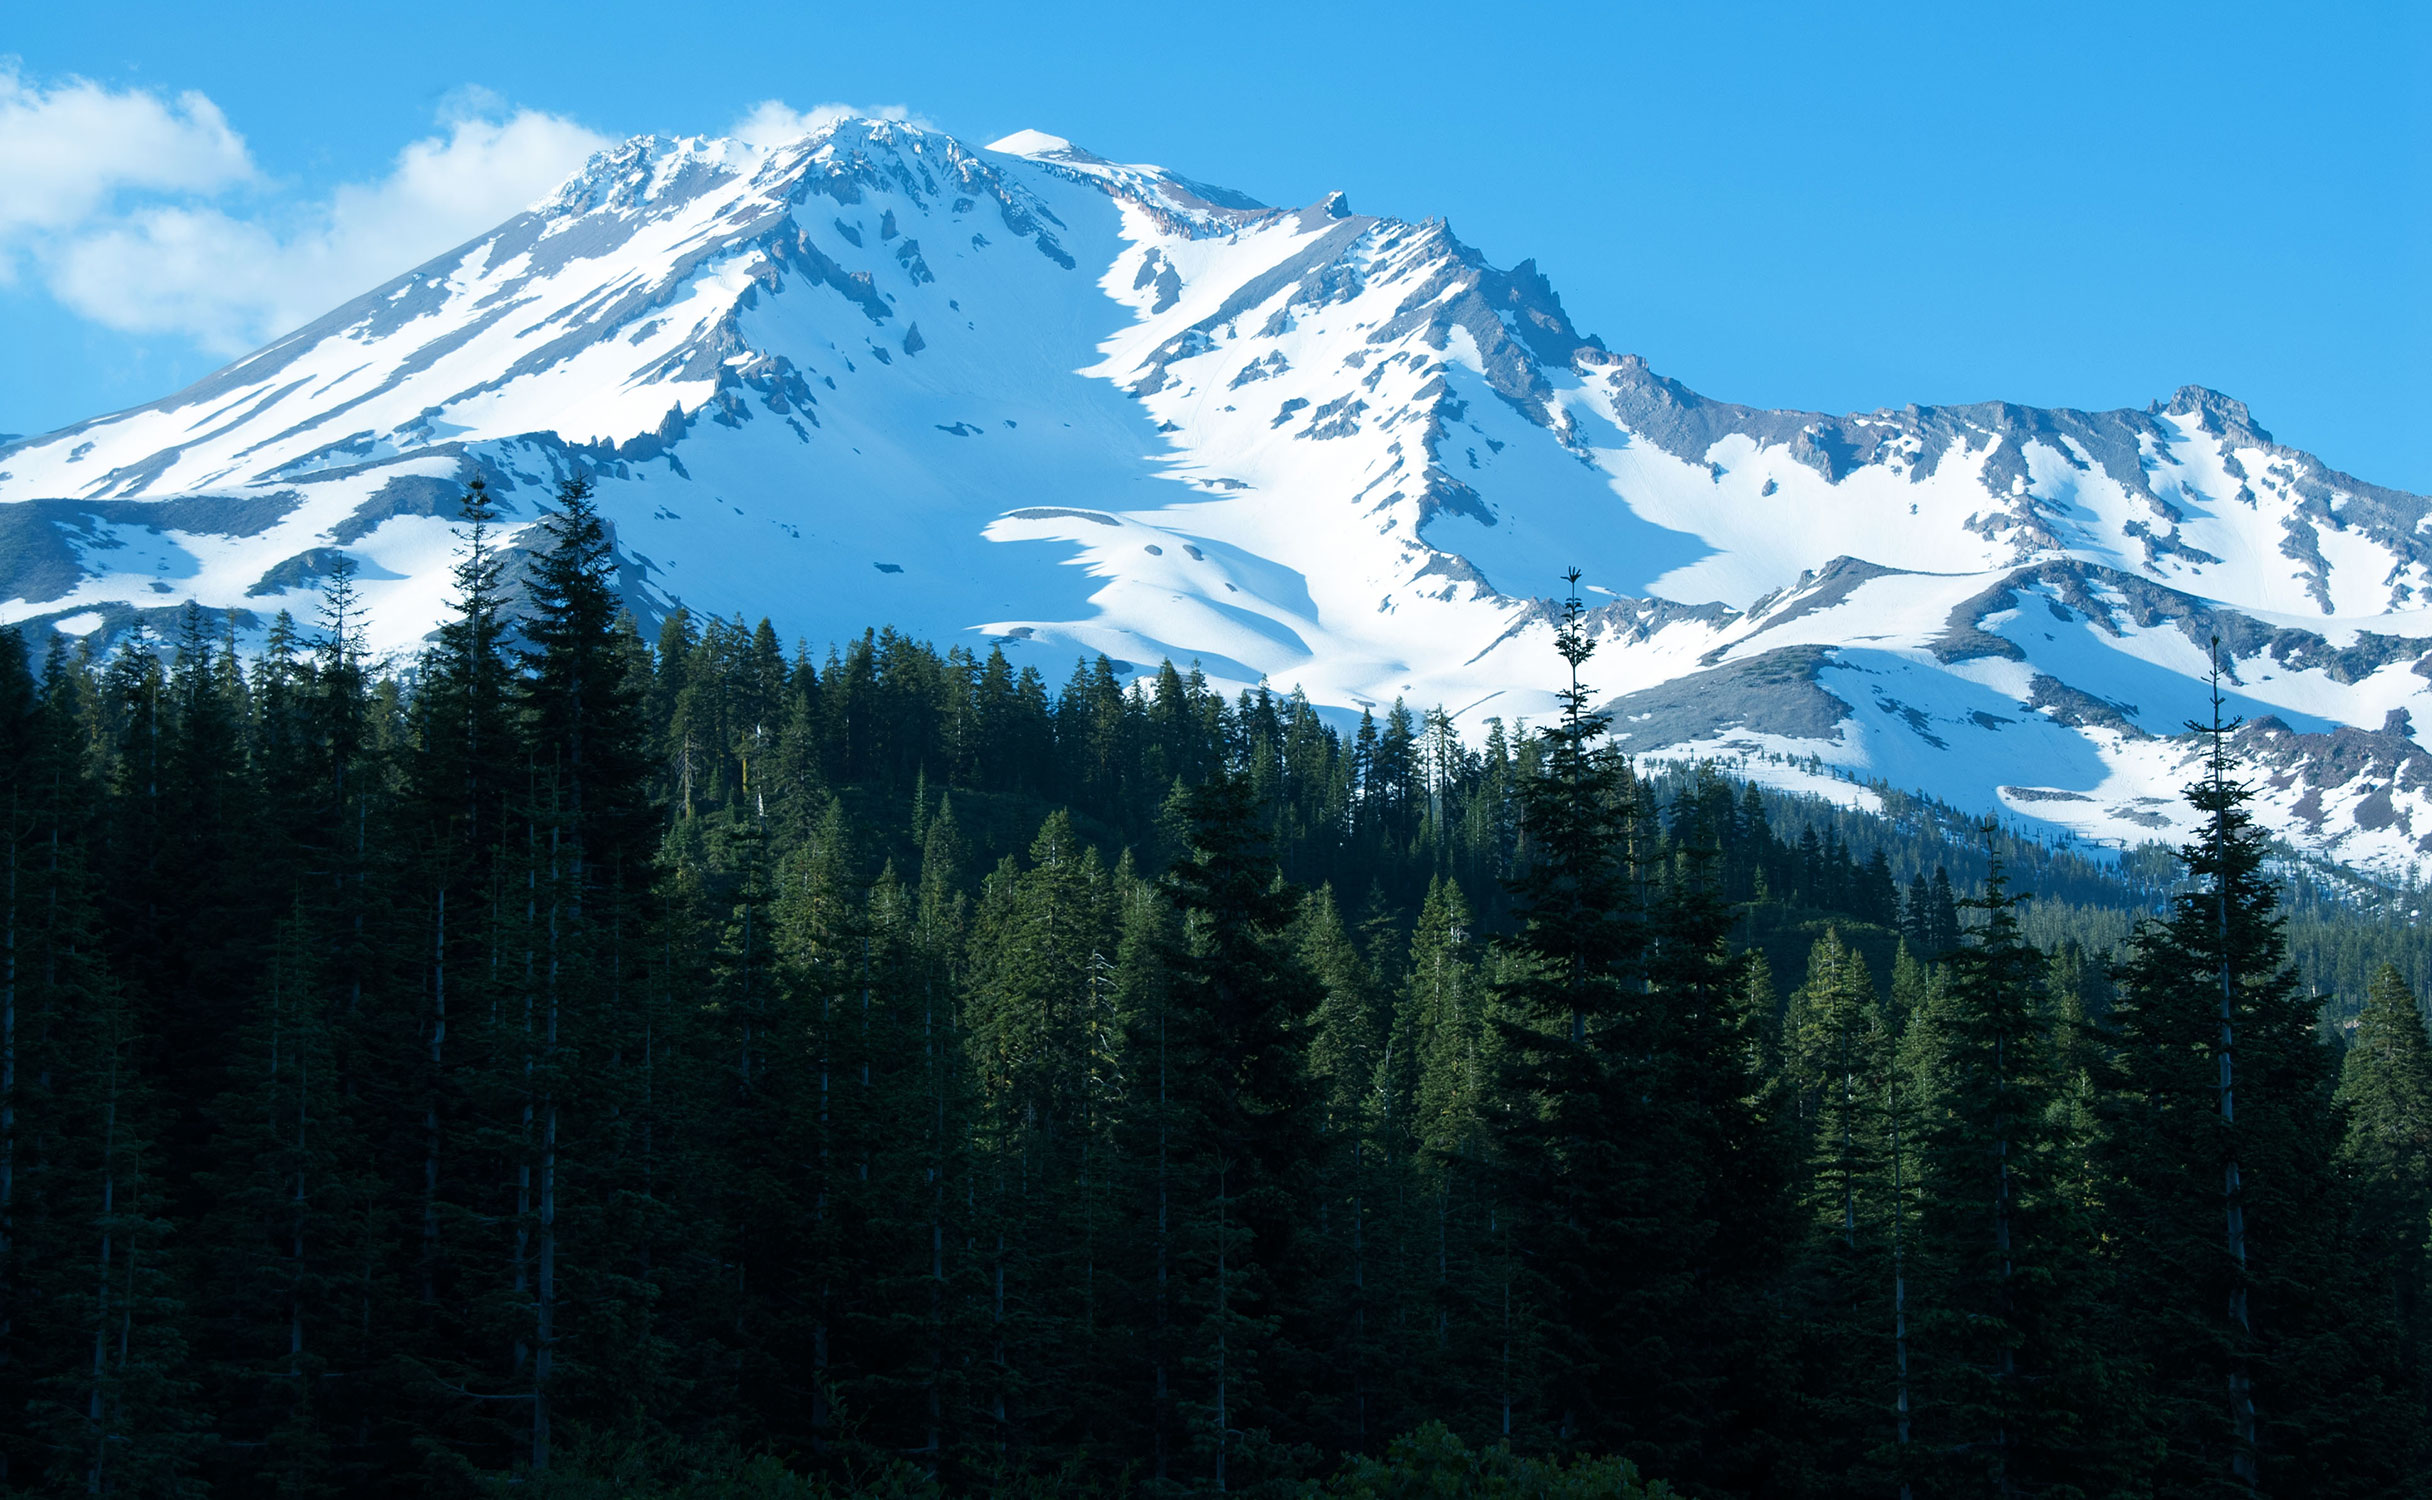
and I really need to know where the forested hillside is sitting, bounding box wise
[2,480,2426,1497]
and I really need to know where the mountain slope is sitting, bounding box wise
[5,116,2430,873]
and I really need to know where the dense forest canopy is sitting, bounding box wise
[1,479,2426,1496]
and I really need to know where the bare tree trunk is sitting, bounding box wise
[86,1055,121,1494]
[1995,1033,2015,1496]
[2,815,16,1466]
[1436,1182,1449,1348]
[292,958,311,1391]
[534,825,561,1472]
[1891,1066,1911,1500]
[1498,1206,1511,1439]
[927,975,944,1468]
[1215,1162,1229,1495]
[512,808,535,1439]
[422,888,445,1304]
[2206,649,2258,1490]
[1154,1008,1170,1483]
[813,983,830,1452]
[1351,1138,1366,1448]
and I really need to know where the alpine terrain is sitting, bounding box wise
[5,116,2429,872]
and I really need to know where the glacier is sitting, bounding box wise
[3,116,2430,875]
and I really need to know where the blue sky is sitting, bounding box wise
[5,2,2425,487]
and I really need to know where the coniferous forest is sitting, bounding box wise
[3,480,2429,1496]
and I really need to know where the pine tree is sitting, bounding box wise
[0,630,109,1489]
[2336,964,2432,1434]
[2103,652,2418,1494]
[0,629,36,1488]
[1782,927,1906,1497]
[831,858,973,1470]
[1297,883,1394,1450]
[197,906,384,1495]
[16,844,203,1492]
[1110,861,1186,1483]
[761,798,869,1458]
[1398,873,1499,1434]
[1905,852,2114,1492]
[1637,826,1796,1491]
[503,473,661,1471]
[1488,572,1647,1452]
[141,605,263,1173]
[961,810,1121,1451]
[397,476,519,1357]
[907,794,979,1475]
[2042,941,2112,1271]
[1156,771,1323,1487]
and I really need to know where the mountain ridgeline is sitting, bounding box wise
[1,477,2426,1495]
[4,117,2432,875]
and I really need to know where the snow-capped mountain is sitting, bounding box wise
[5,117,2430,874]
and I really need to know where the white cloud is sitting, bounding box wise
[0,65,254,263]
[10,70,609,352]
[9,76,924,357]
[732,99,924,150]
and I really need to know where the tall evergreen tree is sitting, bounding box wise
[1635,819,1796,1493]
[397,476,519,1358]
[1297,883,1395,1451]
[501,473,661,1470]
[8,569,2432,1497]
[2103,654,2417,1494]
[1907,852,2115,1492]
[961,810,1121,1453]
[1155,771,1323,1488]
[197,907,385,1495]
[2336,963,2432,1436]
[15,841,202,1492]
[1489,572,1651,1454]
[1783,927,1905,1499]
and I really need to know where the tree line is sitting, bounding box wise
[1,481,2427,1496]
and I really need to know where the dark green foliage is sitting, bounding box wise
[1314,1421,1673,1498]
[2099,674,2421,1494]
[1904,855,2120,1492]
[0,527,2423,1497]
[1487,583,1788,1489]
[10,831,203,1492]
[2338,964,2432,1431]
[1779,928,1905,1498]
[1152,771,1325,1488]
[196,908,385,1496]
[1485,580,1648,1452]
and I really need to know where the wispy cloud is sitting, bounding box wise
[4,67,608,353]
[0,64,254,262]
[731,99,927,149]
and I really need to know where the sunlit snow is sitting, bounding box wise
[5,116,2431,873]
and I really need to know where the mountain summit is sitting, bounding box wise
[5,116,2431,871]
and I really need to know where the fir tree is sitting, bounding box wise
[1638,826,1795,1493]
[1401,871,1498,1425]
[2102,651,2417,1494]
[1297,883,1394,1450]
[961,810,1121,1451]
[2,585,2427,1495]
[504,473,661,1471]
[198,906,384,1495]
[1906,851,2116,1493]
[2336,964,2432,1435]
[1488,572,1648,1452]
[1156,770,1323,1487]
[16,849,202,1492]
[1783,928,1905,1497]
